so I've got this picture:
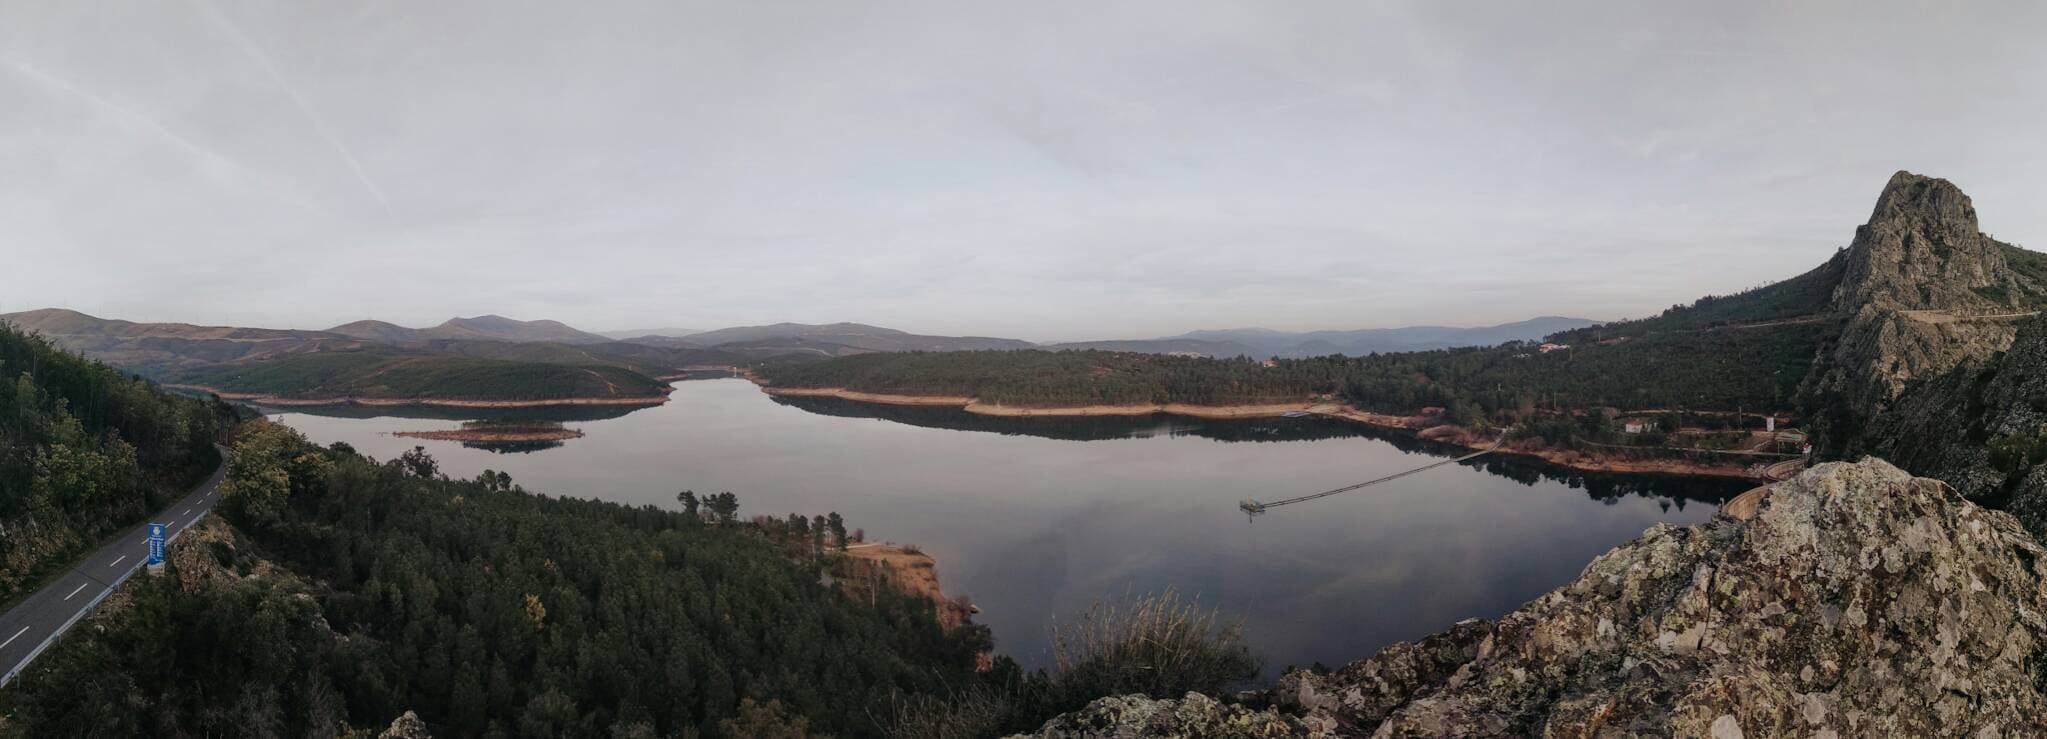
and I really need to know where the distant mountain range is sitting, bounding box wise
[595,327,702,340]
[1153,317,1601,358]
[1042,317,1596,358]
[0,308,1601,403]
[327,315,614,345]
[661,322,1037,357]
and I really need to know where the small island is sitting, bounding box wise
[394,420,585,444]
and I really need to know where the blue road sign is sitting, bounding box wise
[146,523,166,566]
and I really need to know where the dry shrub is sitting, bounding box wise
[1050,589,1260,702]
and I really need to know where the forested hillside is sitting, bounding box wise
[1552,253,1846,342]
[761,319,1826,418]
[170,347,671,402]
[762,350,1337,406]
[0,323,228,601]
[1,423,1259,736]
[2,421,990,736]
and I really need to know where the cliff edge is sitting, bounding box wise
[1028,459,2047,737]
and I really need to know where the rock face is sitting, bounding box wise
[1829,171,2023,313]
[1036,460,2047,737]
[1802,173,2038,451]
[378,711,433,738]
[1867,315,2047,538]
[1018,692,1307,738]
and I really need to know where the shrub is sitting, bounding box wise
[1049,590,1261,703]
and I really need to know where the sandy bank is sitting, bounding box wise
[967,400,1318,418]
[763,386,977,406]
[166,384,671,409]
[837,543,976,632]
[393,427,586,443]
[763,385,1308,417]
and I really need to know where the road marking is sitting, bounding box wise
[0,627,27,650]
[64,583,87,601]
[108,555,126,568]
[183,509,191,515]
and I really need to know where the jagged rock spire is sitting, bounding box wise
[1831,171,2010,313]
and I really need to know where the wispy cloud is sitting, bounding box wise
[4,59,246,182]
[191,0,394,213]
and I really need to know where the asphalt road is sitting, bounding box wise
[0,446,229,688]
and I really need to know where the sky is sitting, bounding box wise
[4,1,2045,342]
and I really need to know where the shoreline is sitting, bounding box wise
[759,385,1770,480]
[393,428,586,443]
[164,384,672,409]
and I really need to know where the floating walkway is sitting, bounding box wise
[1241,432,1506,515]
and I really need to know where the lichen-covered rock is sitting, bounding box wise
[1355,459,2047,737]
[1033,459,2047,737]
[1018,691,1310,738]
[378,710,432,738]
[1273,619,1490,734]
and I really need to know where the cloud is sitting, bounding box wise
[190,0,394,214]
[4,59,247,185]
[3,0,2044,336]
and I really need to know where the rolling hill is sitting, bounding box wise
[0,308,367,376]
[1142,317,1601,357]
[677,322,1037,355]
[594,326,702,340]
[1,310,687,404]
[325,314,614,344]
[168,345,671,402]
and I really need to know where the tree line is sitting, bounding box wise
[760,320,1829,425]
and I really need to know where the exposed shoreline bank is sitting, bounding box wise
[393,427,586,443]
[165,384,672,409]
[758,385,1770,480]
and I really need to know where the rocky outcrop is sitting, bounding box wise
[169,515,245,593]
[1018,692,1307,738]
[1035,460,2047,737]
[1802,172,2038,451]
[1828,172,2026,313]
[378,711,433,738]
[1866,314,2047,538]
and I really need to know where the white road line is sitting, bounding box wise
[108,555,126,568]
[0,627,27,650]
[183,509,191,515]
[63,583,87,601]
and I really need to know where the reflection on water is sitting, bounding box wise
[252,402,651,424]
[773,395,1737,509]
[272,378,1749,677]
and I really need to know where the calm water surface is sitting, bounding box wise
[268,378,1740,675]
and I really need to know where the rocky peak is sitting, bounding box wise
[1801,173,2035,450]
[1028,459,2047,737]
[1832,171,2009,313]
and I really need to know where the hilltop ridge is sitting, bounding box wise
[1802,171,2047,451]
[325,314,614,345]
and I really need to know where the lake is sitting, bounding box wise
[266,378,1743,677]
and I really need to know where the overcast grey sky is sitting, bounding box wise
[4,1,2043,341]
